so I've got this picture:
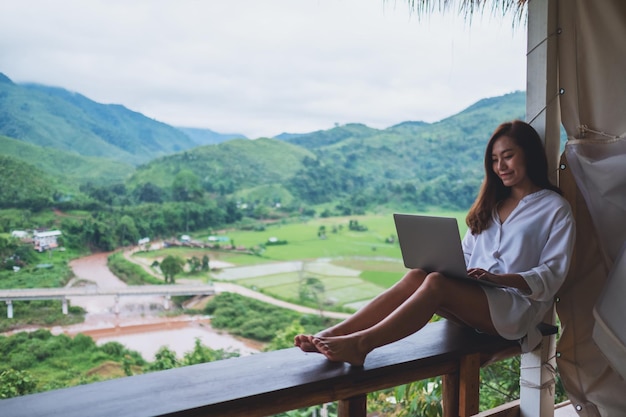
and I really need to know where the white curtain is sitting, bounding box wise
[555,1,626,416]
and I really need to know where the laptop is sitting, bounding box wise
[393,213,503,288]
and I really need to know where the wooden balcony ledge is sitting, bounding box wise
[0,320,522,417]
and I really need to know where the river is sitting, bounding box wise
[54,252,260,360]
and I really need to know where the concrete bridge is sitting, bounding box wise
[0,284,215,318]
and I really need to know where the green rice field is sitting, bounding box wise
[133,211,469,311]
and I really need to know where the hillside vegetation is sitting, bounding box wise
[125,91,526,213]
[127,137,315,195]
[0,72,532,252]
[0,135,134,186]
[0,155,58,210]
[0,73,236,166]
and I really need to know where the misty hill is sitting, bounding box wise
[123,91,526,211]
[0,154,58,210]
[0,73,213,165]
[176,126,247,146]
[0,70,528,212]
[0,134,135,186]
[127,137,315,198]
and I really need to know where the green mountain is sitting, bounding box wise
[123,91,526,211]
[0,135,134,186]
[267,91,526,209]
[176,126,247,146]
[0,155,58,210]
[0,73,197,165]
[127,137,315,203]
[276,123,382,149]
[0,70,528,213]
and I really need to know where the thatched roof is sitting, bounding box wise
[402,0,527,23]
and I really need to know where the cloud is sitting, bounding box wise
[0,0,526,138]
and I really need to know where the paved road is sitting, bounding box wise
[213,282,351,320]
[122,247,352,320]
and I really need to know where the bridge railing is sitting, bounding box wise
[0,284,215,318]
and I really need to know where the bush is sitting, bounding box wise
[203,293,340,344]
[107,252,162,285]
[239,318,277,341]
[100,341,127,357]
[8,351,37,370]
[0,369,37,399]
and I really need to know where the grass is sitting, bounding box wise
[1,210,468,319]
[130,211,468,311]
[0,248,78,290]
[107,252,163,285]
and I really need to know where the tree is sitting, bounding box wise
[264,320,306,351]
[116,215,139,247]
[298,277,326,313]
[133,182,165,203]
[187,256,201,273]
[171,170,203,202]
[147,346,179,371]
[201,254,210,271]
[160,255,184,283]
[181,338,239,366]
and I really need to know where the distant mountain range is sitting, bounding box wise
[125,90,527,211]
[0,73,246,166]
[0,71,529,211]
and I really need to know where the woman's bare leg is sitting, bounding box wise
[295,269,428,352]
[312,273,495,365]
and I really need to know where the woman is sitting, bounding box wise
[294,120,576,366]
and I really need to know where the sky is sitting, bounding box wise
[0,0,527,139]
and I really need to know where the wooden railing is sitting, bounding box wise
[0,320,524,417]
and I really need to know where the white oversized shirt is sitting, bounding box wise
[461,189,576,351]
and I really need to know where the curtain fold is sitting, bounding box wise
[555,1,626,415]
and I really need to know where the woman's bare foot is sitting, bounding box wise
[294,334,319,352]
[312,335,369,366]
[295,329,341,353]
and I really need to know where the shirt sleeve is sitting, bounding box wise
[461,229,476,266]
[518,205,576,302]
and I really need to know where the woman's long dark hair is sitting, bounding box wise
[466,120,561,234]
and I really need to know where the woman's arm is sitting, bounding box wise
[467,268,531,293]
[519,206,576,301]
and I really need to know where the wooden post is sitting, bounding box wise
[442,371,460,417]
[338,394,366,417]
[459,353,481,417]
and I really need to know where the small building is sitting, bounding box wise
[10,230,29,239]
[33,230,62,252]
[208,235,230,243]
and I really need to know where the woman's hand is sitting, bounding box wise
[467,268,498,283]
[467,269,531,292]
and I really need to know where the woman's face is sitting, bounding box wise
[491,135,529,188]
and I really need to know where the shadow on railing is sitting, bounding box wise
[0,320,524,417]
